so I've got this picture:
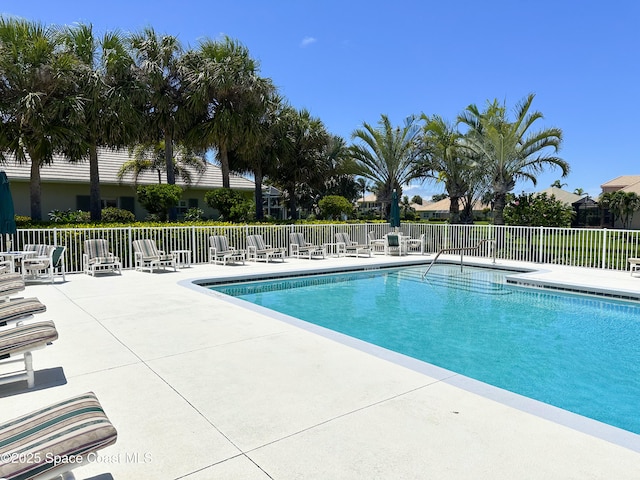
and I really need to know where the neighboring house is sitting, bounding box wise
[356,193,383,214]
[600,175,640,229]
[1,148,256,220]
[535,186,582,206]
[535,187,599,228]
[413,198,491,221]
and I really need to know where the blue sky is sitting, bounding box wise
[2,0,638,200]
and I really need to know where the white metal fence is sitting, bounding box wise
[2,223,639,274]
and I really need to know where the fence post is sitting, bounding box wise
[601,228,607,270]
[538,226,544,263]
[128,226,133,270]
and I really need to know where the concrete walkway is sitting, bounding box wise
[1,255,639,479]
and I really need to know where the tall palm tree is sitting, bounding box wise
[231,92,287,219]
[349,114,423,220]
[420,114,483,223]
[129,28,195,222]
[60,24,142,220]
[458,94,568,225]
[272,107,330,219]
[187,36,274,189]
[356,177,368,203]
[117,142,206,185]
[0,17,87,220]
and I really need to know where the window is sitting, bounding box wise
[119,197,135,213]
[76,195,90,211]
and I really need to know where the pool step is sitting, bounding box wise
[393,269,512,296]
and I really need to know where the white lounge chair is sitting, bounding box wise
[368,231,386,254]
[335,233,371,258]
[629,257,640,276]
[0,273,25,302]
[246,235,285,262]
[22,245,66,283]
[0,392,118,480]
[289,233,325,259]
[0,320,58,388]
[209,235,246,265]
[132,239,177,273]
[83,239,122,276]
[385,233,403,256]
[405,233,425,254]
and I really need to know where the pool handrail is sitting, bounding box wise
[422,239,496,279]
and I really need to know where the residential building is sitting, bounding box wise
[1,148,256,220]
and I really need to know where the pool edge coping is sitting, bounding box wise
[178,259,640,453]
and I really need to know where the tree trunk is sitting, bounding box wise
[164,134,175,185]
[493,192,507,225]
[254,167,264,220]
[219,143,231,189]
[288,183,298,219]
[164,134,177,221]
[89,144,101,221]
[28,153,42,221]
[449,196,461,224]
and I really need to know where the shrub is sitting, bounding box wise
[318,195,353,220]
[183,207,204,221]
[48,209,91,223]
[504,192,574,227]
[205,188,254,222]
[137,184,183,222]
[101,207,135,223]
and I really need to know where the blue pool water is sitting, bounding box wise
[210,265,640,434]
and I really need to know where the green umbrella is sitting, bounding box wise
[0,171,17,250]
[390,189,400,229]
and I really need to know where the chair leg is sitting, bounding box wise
[25,351,34,388]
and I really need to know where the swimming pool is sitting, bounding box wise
[209,265,640,435]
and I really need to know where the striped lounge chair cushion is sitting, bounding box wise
[133,239,173,261]
[335,233,350,245]
[0,298,46,326]
[247,235,267,251]
[88,256,117,265]
[0,321,58,358]
[133,239,160,258]
[23,245,51,257]
[290,233,306,247]
[0,392,118,480]
[85,240,118,264]
[0,274,25,298]
[210,236,230,252]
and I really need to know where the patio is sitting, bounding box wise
[1,255,639,479]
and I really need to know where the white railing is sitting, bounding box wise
[2,223,639,274]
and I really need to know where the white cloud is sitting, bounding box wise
[300,36,317,48]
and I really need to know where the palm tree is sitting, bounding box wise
[551,179,567,189]
[573,187,585,196]
[0,17,87,220]
[117,142,206,185]
[601,191,640,229]
[272,107,331,219]
[225,92,286,219]
[458,94,568,225]
[186,36,274,189]
[356,178,368,203]
[129,27,195,221]
[420,114,482,224]
[60,24,142,220]
[349,114,423,220]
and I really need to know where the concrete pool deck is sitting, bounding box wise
[1,255,639,479]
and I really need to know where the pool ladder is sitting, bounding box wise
[422,239,496,280]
